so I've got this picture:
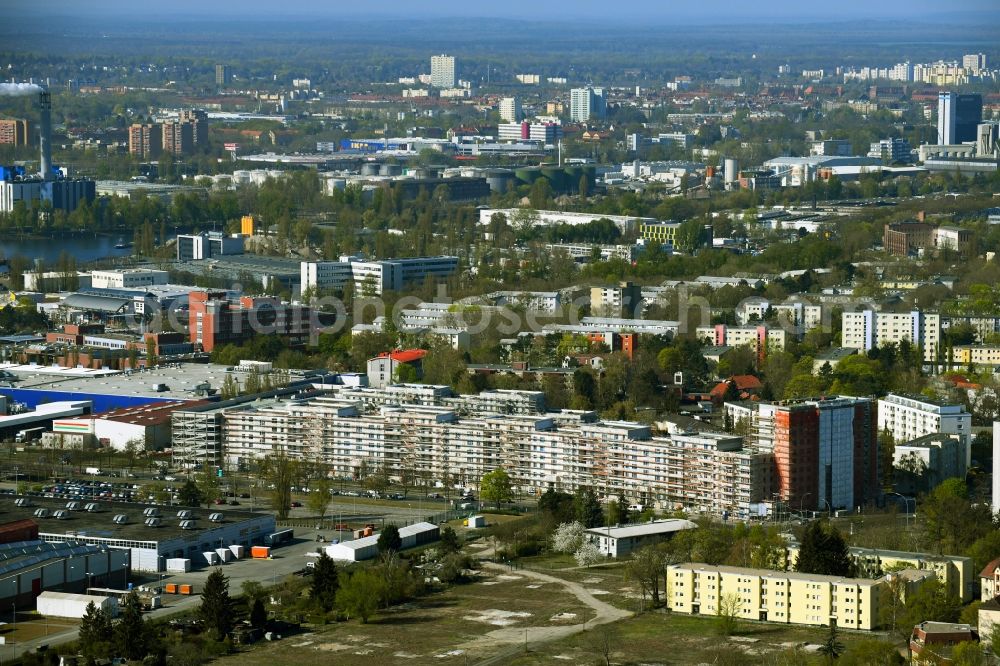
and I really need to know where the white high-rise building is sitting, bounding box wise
[570,87,607,122]
[938,92,956,145]
[499,97,522,123]
[963,53,987,75]
[841,310,940,362]
[878,393,972,467]
[430,54,456,89]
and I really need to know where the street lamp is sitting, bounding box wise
[798,493,813,519]
[886,492,915,528]
[821,499,833,519]
[85,571,93,594]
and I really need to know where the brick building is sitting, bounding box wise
[188,291,329,352]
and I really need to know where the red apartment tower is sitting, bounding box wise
[765,397,877,511]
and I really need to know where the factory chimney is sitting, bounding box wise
[39,88,52,181]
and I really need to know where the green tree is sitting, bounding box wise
[220,374,240,399]
[249,597,267,630]
[989,623,1000,661]
[241,580,267,605]
[716,593,743,637]
[262,454,298,520]
[839,639,903,666]
[538,488,575,524]
[439,526,461,554]
[306,476,333,524]
[951,641,986,666]
[480,468,514,509]
[795,521,853,577]
[897,578,962,631]
[178,479,203,507]
[377,524,402,556]
[78,600,114,662]
[922,477,993,555]
[114,591,149,661]
[199,568,234,641]
[624,544,669,607]
[574,486,603,528]
[336,569,382,623]
[311,551,339,611]
[817,624,845,663]
[197,464,221,507]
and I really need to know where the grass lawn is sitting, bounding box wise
[3,613,78,644]
[503,612,900,666]
[215,569,593,666]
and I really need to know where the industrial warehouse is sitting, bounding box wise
[3,495,279,572]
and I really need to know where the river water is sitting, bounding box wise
[0,235,137,266]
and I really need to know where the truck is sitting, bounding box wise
[85,467,102,476]
[14,427,46,444]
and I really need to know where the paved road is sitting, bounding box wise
[7,532,327,661]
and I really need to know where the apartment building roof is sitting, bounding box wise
[980,556,1000,580]
[672,562,881,586]
[584,519,696,540]
[377,349,427,364]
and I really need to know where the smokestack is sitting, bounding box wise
[39,88,52,182]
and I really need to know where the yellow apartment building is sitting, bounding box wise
[666,563,883,630]
[786,545,974,603]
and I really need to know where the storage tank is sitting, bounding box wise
[540,166,567,191]
[514,167,540,185]
[724,159,738,184]
[485,172,514,193]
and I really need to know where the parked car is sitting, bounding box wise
[290,501,303,508]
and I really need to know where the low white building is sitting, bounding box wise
[477,208,654,234]
[90,269,169,290]
[584,519,696,558]
[399,522,440,549]
[301,256,458,295]
[483,291,561,314]
[37,591,119,619]
[736,299,822,330]
[326,535,379,562]
[23,271,92,292]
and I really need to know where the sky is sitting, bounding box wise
[10,0,1000,23]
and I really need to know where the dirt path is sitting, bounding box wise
[466,562,632,665]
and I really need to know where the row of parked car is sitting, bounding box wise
[39,479,143,502]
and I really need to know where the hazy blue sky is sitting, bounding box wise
[14,0,1000,22]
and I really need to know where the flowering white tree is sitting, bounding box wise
[574,541,603,567]
[552,521,585,554]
